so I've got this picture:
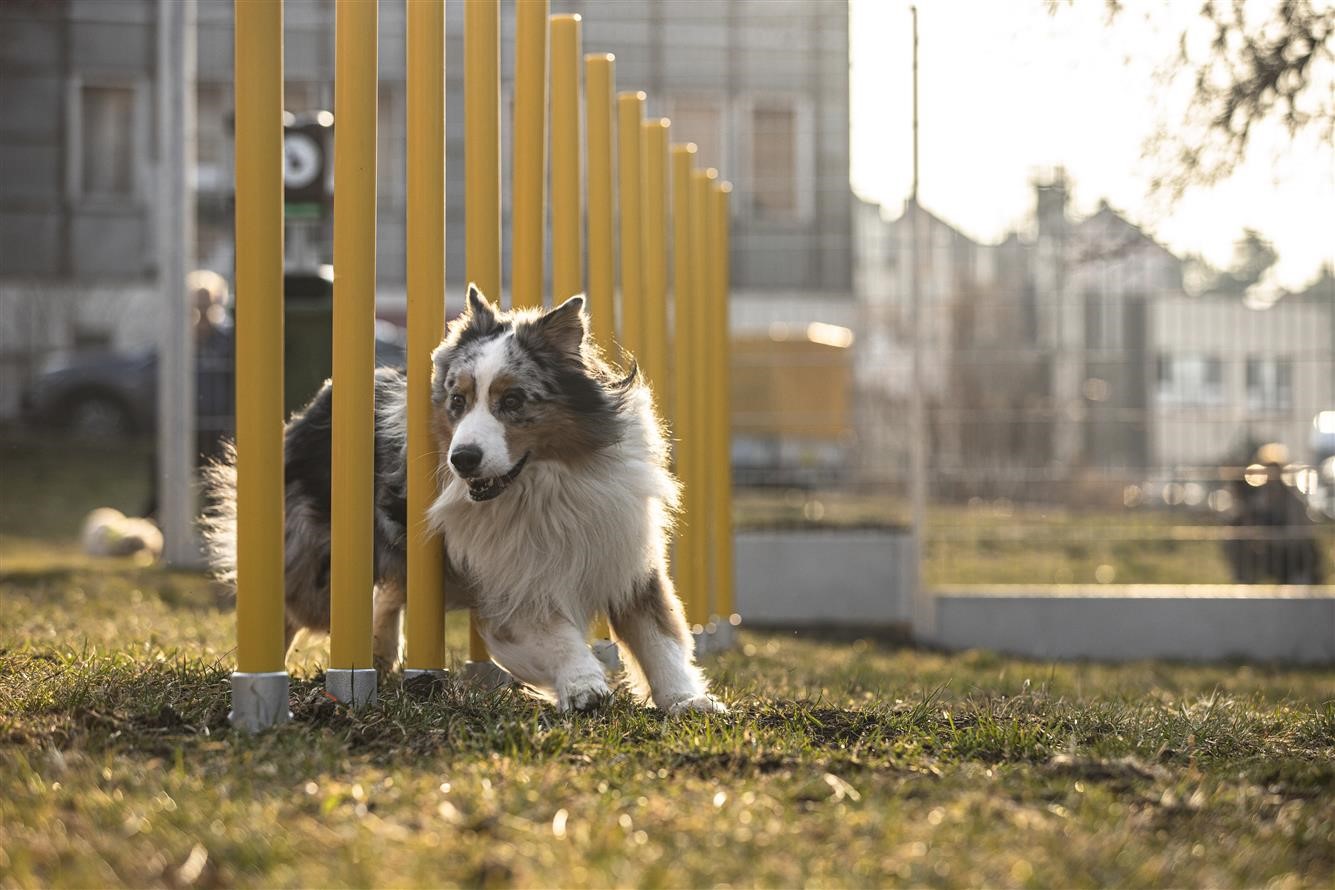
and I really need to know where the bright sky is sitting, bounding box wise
[849,0,1335,291]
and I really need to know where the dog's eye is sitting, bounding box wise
[449,393,466,412]
[500,391,525,412]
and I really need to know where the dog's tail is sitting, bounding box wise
[199,441,238,584]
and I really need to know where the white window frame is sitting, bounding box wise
[1245,356,1294,415]
[1157,353,1225,407]
[65,75,150,207]
[735,91,814,224]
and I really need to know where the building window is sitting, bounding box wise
[1157,354,1223,406]
[751,103,797,218]
[667,95,725,172]
[80,85,135,197]
[1245,357,1293,413]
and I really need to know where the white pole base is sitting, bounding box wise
[591,639,622,673]
[325,667,377,708]
[229,671,291,732]
[462,660,513,690]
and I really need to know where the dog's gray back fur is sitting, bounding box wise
[202,367,415,636]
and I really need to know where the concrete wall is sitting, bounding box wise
[933,586,1335,664]
[735,529,912,629]
[734,533,1332,664]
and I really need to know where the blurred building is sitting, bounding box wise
[855,172,1335,499]
[0,0,853,435]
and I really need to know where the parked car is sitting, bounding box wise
[20,270,407,446]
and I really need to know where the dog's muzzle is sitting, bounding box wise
[466,452,530,502]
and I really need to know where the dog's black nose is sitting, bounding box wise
[450,445,483,476]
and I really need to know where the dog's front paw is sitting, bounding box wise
[667,694,727,716]
[558,675,612,713]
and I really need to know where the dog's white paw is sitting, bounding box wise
[558,675,612,713]
[667,694,727,716]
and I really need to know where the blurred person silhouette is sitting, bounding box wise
[188,269,235,461]
[140,271,235,522]
[1224,447,1325,584]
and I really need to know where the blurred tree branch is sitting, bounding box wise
[1055,0,1334,198]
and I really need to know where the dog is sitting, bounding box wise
[204,284,724,714]
[80,507,163,560]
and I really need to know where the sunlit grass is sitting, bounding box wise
[2,439,1333,887]
[2,547,1333,888]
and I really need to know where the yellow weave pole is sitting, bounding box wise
[231,0,287,731]
[640,118,670,400]
[616,92,645,363]
[690,167,717,635]
[404,0,446,674]
[329,0,378,705]
[584,52,614,640]
[511,0,548,311]
[710,181,737,638]
[702,172,721,628]
[550,13,582,303]
[670,143,706,632]
[584,53,615,348]
[464,0,500,665]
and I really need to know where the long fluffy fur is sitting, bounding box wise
[203,286,720,714]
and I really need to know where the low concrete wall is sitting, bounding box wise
[735,529,912,629]
[933,586,1335,664]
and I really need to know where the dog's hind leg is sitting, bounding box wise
[372,578,406,673]
[609,567,725,715]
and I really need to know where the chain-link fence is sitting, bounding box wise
[737,176,1334,601]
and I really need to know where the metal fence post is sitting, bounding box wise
[156,0,198,568]
[710,180,738,644]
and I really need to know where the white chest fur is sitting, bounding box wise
[425,438,674,627]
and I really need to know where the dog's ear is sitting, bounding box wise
[429,339,452,405]
[464,282,499,328]
[532,294,587,358]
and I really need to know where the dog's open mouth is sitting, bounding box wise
[466,452,530,502]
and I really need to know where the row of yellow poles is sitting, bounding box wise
[232,1,737,711]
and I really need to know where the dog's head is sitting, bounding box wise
[430,284,633,502]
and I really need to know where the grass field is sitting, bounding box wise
[2,437,1334,887]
